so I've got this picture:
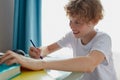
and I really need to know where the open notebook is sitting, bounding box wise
[47,70,83,80]
[44,56,84,80]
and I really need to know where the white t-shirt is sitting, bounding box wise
[57,30,117,80]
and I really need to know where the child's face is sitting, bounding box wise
[69,17,95,38]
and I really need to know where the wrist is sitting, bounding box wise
[40,46,49,58]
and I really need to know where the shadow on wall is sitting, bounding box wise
[0,0,14,52]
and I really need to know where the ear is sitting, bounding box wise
[88,21,93,27]
[88,20,98,27]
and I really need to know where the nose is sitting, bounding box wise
[70,22,76,30]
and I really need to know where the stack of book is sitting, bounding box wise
[0,63,21,80]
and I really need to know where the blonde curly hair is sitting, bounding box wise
[64,0,104,23]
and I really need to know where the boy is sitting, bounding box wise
[0,0,117,80]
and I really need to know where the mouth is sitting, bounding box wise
[73,31,80,35]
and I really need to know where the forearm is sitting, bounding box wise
[39,46,49,57]
[41,56,95,72]
[39,43,61,57]
[19,56,44,70]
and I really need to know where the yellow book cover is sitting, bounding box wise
[12,68,54,80]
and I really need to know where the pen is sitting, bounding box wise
[30,40,43,59]
[30,40,36,48]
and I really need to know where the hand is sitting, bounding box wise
[29,47,41,59]
[0,50,23,65]
[0,50,43,70]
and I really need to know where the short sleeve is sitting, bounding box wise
[57,32,73,48]
[91,34,112,65]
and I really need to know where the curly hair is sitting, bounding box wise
[64,0,104,23]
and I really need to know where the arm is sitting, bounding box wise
[40,42,61,57]
[0,50,105,72]
[41,50,105,72]
[29,42,61,58]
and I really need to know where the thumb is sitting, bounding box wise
[36,48,41,55]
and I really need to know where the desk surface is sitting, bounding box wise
[12,68,54,80]
[11,68,83,80]
[12,56,83,80]
[12,68,83,80]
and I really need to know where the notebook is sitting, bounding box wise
[0,63,21,80]
[44,56,83,80]
[47,70,83,80]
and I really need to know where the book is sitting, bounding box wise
[0,51,25,80]
[0,63,21,80]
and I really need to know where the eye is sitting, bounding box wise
[75,21,84,25]
[69,20,72,25]
[75,21,79,24]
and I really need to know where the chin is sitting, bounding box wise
[74,35,80,38]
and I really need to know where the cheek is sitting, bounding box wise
[77,26,86,31]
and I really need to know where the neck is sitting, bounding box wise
[81,30,96,45]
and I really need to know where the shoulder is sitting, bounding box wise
[57,31,76,47]
[91,30,112,48]
[95,30,111,41]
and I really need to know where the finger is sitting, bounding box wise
[0,51,10,59]
[30,47,40,55]
[30,47,37,51]
[36,48,41,53]
[30,47,34,52]
[30,47,38,54]
[0,50,16,63]
[30,54,40,59]
[30,54,36,58]
[0,55,12,64]
[34,48,40,55]
[0,53,11,63]
[5,58,18,65]
[29,51,36,57]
